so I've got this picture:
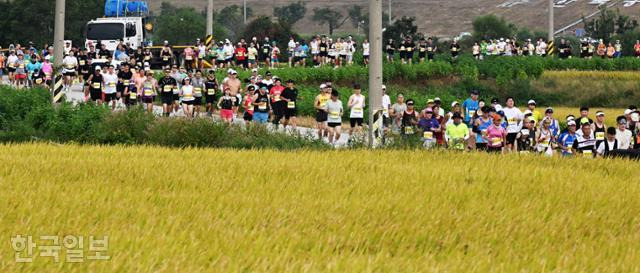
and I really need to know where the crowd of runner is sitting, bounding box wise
[1,38,640,154]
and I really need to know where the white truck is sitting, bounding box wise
[85,16,146,52]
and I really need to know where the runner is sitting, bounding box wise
[86,66,104,104]
[103,65,119,110]
[572,121,596,158]
[271,42,281,68]
[314,84,331,139]
[319,37,328,65]
[218,88,238,123]
[426,37,437,62]
[261,37,272,68]
[462,89,480,148]
[362,39,370,65]
[204,71,218,117]
[445,113,469,150]
[247,43,258,69]
[484,113,507,154]
[222,69,242,120]
[118,63,133,108]
[558,119,578,156]
[390,94,407,134]
[502,97,523,152]
[140,71,157,113]
[13,54,27,89]
[160,41,173,69]
[180,77,195,118]
[242,85,256,125]
[386,39,395,63]
[281,79,299,130]
[401,99,419,137]
[516,118,536,153]
[252,86,271,124]
[347,84,365,137]
[450,39,461,59]
[596,127,618,157]
[594,111,606,148]
[405,37,415,65]
[158,68,177,117]
[418,107,441,148]
[326,89,344,145]
[269,78,286,128]
[536,118,555,156]
[382,85,391,130]
[191,70,205,117]
[635,40,640,58]
[615,116,633,150]
[62,52,78,92]
[474,106,493,151]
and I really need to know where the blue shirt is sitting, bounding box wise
[462,98,479,124]
[301,45,309,57]
[418,118,440,132]
[559,132,577,155]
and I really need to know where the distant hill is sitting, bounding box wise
[147,0,640,38]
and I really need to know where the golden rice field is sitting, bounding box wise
[2,144,640,272]
[542,70,640,81]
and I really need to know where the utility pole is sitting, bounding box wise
[368,0,383,148]
[244,0,247,24]
[206,0,213,36]
[388,0,392,25]
[548,0,554,42]
[53,0,65,68]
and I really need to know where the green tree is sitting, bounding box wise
[217,5,253,40]
[383,16,418,42]
[472,15,516,41]
[347,5,391,36]
[273,2,307,27]
[583,6,638,41]
[311,7,350,35]
[155,3,206,45]
[0,0,103,47]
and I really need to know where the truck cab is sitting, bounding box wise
[85,17,145,52]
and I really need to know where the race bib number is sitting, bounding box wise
[79,60,86,66]
[207,88,215,95]
[184,93,193,99]
[258,103,267,110]
[583,150,593,157]
[404,127,414,135]
[423,131,434,140]
[163,86,173,92]
[66,64,74,69]
[8,63,15,68]
[508,118,516,125]
[452,48,458,52]
[407,47,413,51]
[400,46,406,51]
[263,48,269,54]
[92,83,101,89]
[19,64,25,69]
[427,47,433,52]
[287,101,295,109]
[491,137,502,146]
[194,88,202,95]
[185,56,193,60]
[143,87,153,96]
[145,56,151,61]
[329,111,340,119]
[108,82,116,87]
[273,95,281,102]
[469,110,476,117]
[163,57,169,61]
[320,47,326,51]
[541,139,550,147]
[420,48,426,52]
[129,92,137,99]
[123,80,130,86]
[352,107,363,116]
[595,132,605,141]
[35,79,43,84]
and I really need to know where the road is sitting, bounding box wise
[1,76,351,147]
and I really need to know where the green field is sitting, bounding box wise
[2,144,640,272]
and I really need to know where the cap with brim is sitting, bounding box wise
[425,108,433,113]
[434,97,441,102]
[545,107,554,113]
[406,99,415,105]
[426,99,434,104]
[319,84,327,89]
[624,109,632,115]
[528,99,536,105]
[567,120,577,126]
[596,111,605,117]
[95,66,102,70]
[381,85,386,90]
[451,101,459,107]
[252,68,258,73]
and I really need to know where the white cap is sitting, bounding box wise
[227,69,237,74]
[144,67,151,71]
[451,101,459,107]
[434,97,441,101]
[527,99,536,105]
[251,68,258,73]
[624,109,632,115]
[45,55,51,60]
[319,83,327,89]
[381,84,386,90]
[95,66,102,70]
[632,112,640,122]
[164,40,169,44]
[567,120,577,126]
[524,110,532,115]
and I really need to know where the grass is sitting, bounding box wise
[2,144,640,272]
[542,70,640,81]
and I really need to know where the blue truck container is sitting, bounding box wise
[104,0,149,17]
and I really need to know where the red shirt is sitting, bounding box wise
[235,47,247,61]
[270,85,285,103]
[244,95,254,115]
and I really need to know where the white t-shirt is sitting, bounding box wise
[103,73,119,94]
[382,94,391,117]
[326,100,343,124]
[596,140,617,155]
[288,40,296,52]
[349,94,365,118]
[181,85,194,101]
[363,43,370,56]
[502,107,523,133]
[62,56,78,72]
[310,40,319,54]
[616,129,633,149]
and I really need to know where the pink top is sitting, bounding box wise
[486,124,506,147]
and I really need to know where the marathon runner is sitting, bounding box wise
[180,77,195,118]
[326,89,344,145]
[204,71,219,117]
[348,84,365,137]
[158,68,177,117]
[281,79,299,130]
[314,84,331,140]
[252,86,271,124]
